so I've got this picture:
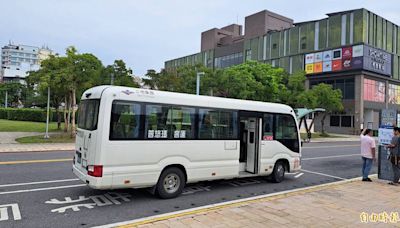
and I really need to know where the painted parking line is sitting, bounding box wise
[301,169,347,180]
[302,154,359,161]
[0,178,79,188]
[0,158,72,165]
[0,184,86,195]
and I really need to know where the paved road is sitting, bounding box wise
[0,141,377,227]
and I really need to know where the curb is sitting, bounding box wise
[0,149,75,153]
[95,174,377,228]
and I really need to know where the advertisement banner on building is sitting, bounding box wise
[332,49,342,60]
[342,47,352,59]
[322,61,332,72]
[351,57,363,69]
[342,58,352,70]
[305,54,314,64]
[314,62,323,73]
[323,50,332,61]
[304,44,392,76]
[314,52,323,62]
[332,59,342,71]
[305,64,314,74]
[352,45,363,57]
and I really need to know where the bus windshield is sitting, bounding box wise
[78,99,100,131]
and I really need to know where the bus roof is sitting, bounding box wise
[82,86,294,115]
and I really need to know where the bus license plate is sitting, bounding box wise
[82,159,87,168]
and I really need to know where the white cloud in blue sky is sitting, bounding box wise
[1,0,399,76]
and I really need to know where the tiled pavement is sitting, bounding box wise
[118,177,400,228]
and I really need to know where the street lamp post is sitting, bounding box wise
[4,90,7,108]
[44,86,50,139]
[196,72,205,95]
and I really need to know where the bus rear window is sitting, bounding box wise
[78,99,100,131]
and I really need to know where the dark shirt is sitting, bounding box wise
[390,135,400,156]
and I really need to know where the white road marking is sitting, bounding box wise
[301,169,347,180]
[0,178,79,188]
[303,145,358,149]
[302,154,359,160]
[0,184,86,195]
[0,204,21,221]
[294,173,304,178]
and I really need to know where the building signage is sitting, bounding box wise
[352,45,363,57]
[305,54,314,64]
[304,44,392,76]
[322,61,332,72]
[323,50,332,61]
[363,46,392,76]
[314,52,323,62]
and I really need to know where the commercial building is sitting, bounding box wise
[0,43,53,83]
[164,9,400,134]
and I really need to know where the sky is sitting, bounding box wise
[1,0,399,76]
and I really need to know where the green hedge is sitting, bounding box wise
[0,108,53,122]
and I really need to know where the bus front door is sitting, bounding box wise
[245,118,260,173]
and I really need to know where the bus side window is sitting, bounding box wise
[275,114,299,152]
[110,102,141,140]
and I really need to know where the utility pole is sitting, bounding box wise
[44,86,50,139]
[5,90,7,108]
[196,72,205,95]
[110,73,114,85]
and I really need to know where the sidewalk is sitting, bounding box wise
[111,176,400,228]
[0,143,74,153]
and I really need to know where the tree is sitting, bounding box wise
[299,83,344,134]
[27,56,70,129]
[215,61,286,102]
[98,60,139,87]
[278,71,307,107]
[0,82,29,107]
[64,47,103,136]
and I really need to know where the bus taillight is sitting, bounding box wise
[88,165,103,177]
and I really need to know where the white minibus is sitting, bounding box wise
[73,86,301,198]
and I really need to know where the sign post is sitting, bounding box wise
[378,109,397,180]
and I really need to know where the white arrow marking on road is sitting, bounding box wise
[0,204,21,221]
[294,173,304,178]
[0,178,79,188]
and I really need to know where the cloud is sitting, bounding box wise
[0,0,399,76]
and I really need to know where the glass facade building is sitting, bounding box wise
[164,9,400,134]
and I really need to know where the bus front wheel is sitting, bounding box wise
[270,161,286,183]
[156,167,185,199]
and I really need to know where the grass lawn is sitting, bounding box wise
[16,133,75,143]
[0,119,64,132]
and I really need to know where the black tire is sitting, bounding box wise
[156,167,185,199]
[270,161,286,183]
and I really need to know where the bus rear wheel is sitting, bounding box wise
[270,161,286,183]
[156,167,185,199]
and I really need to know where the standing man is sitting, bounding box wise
[386,127,400,185]
[360,129,376,182]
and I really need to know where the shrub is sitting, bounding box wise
[0,108,53,122]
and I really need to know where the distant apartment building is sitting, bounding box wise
[0,43,53,83]
[164,9,400,135]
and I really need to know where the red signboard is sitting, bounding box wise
[342,47,352,58]
[332,59,342,71]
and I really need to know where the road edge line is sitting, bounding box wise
[95,174,377,228]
